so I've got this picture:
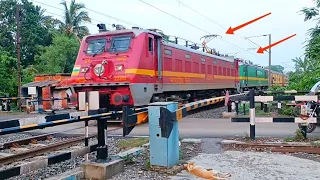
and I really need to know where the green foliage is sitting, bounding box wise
[0,50,18,96]
[280,106,295,116]
[270,65,284,73]
[283,129,306,142]
[58,0,91,39]
[35,34,80,74]
[267,84,288,91]
[287,1,320,90]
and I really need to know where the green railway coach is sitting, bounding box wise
[239,63,268,90]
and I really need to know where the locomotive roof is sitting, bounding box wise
[85,28,235,63]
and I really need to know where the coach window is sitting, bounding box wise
[148,37,153,51]
[164,49,172,56]
[185,54,191,59]
[201,57,206,62]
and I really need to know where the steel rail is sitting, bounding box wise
[0,132,55,150]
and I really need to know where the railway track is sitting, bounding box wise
[0,93,241,179]
[0,125,122,167]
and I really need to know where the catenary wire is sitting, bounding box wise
[138,0,259,57]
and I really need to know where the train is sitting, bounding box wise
[57,23,288,112]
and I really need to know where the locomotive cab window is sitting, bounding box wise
[108,36,131,53]
[85,38,107,55]
[148,37,153,51]
[164,49,172,56]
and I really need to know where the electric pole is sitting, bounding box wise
[268,34,272,87]
[16,4,22,111]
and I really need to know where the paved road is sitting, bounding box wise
[0,113,38,121]
[107,117,320,138]
[25,117,320,138]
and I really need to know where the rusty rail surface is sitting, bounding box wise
[271,147,320,154]
[223,142,320,154]
[0,133,55,150]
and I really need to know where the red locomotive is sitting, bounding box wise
[58,24,241,111]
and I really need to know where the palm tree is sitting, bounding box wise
[59,0,91,40]
[300,1,320,38]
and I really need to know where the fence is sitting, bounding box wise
[229,89,319,140]
[0,96,70,113]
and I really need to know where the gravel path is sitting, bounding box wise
[172,151,320,180]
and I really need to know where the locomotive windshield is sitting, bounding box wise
[85,38,107,55]
[108,36,131,53]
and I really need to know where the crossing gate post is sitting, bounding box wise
[227,101,232,112]
[249,89,255,140]
[300,104,308,139]
[96,117,108,161]
[148,102,179,168]
[243,102,246,115]
[235,101,239,115]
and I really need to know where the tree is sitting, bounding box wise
[0,0,58,67]
[284,0,320,90]
[59,0,91,40]
[0,49,18,96]
[35,33,80,74]
[270,65,284,73]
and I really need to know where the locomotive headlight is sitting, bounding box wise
[94,64,105,76]
[114,64,124,71]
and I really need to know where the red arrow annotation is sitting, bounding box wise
[226,12,272,34]
[257,34,297,54]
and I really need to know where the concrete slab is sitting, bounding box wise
[117,147,143,158]
[181,138,202,143]
[81,156,124,180]
[45,167,84,180]
[221,140,247,145]
[222,112,236,118]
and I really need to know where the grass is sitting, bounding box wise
[119,137,149,150]
[237,102,293,117]
[283,129,306,142]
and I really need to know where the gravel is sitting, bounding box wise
[172,151,320,180]
[0,133,34,144]
[187,105,227,118]
[110,141,202,180]
[6,137,121,180]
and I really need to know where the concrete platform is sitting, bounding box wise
[81,156,124,180]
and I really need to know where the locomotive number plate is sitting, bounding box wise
[170,77,191,84]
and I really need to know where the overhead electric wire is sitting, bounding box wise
[30,0,112,27]
[138,0,258,57]
[176,0,265,49]
[32,0,257,57]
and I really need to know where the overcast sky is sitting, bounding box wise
[31,0,317,72]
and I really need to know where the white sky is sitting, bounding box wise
[30,0,317,72]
